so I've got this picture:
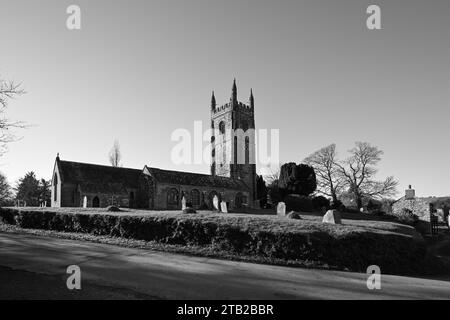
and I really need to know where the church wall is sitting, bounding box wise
[153,182,250,211]
[60,183,78,207]
[78,189,138,208]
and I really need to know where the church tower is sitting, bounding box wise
[210,79,257,205]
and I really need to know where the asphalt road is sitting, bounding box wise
[0,232,449,299]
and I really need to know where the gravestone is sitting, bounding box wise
[83,196,87,208]
[277,202,286,217]
[322,209,342,224]
[220,201,228,213]
[213,195,219,211]
[287,211,301,220]
[181,196,187,211]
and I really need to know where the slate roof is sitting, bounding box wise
[144,166,249,191]
[55,159,249,193]
[57,160,142,194]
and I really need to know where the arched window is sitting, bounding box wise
[190,189,200,207]
[53,174,58,201]
[167,188,179,206]
[219,121,225,134]
[245,136,250,164]
[92,196,100,208]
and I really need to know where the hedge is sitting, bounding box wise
[0,207,428,274]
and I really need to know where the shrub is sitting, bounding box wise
[284,194,313,212]
[397,208,418,224]
[312,196,330,211]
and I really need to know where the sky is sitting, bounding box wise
[0,0,449,197]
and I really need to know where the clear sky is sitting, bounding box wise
[0,0,449,197]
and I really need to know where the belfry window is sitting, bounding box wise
[245,136,250,164]
[219,121,225,134]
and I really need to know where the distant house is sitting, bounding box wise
[392,185,450,221]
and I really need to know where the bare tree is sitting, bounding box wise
[109,140,122,167]
[0,77,26,155]
[262,165,280,186]
[336,142,398,209]
[304,144,344,203]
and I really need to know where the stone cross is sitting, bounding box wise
[277,202,286,217]
[220,201,228,213]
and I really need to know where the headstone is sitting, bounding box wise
[213,195,219,211]
[287,211,301,220]
[181,196,187,211]
[83,196,87,208]
[277,202,286,217]
[322,209,342,224]
[436,208,444,222]
[183,207,197,214]
[220,201,228,213]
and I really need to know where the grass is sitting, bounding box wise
[0,206,442,276]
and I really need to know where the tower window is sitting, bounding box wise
[219,121,225,134]
[245,136,250,164]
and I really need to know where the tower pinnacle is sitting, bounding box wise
[231,78,237,103]
[211,91,216,110]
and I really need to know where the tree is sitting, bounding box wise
[38,179,51,206]
[278,162,317,196]
[15,172,40,206]
[0,77,26,156]
[256,175,268,207]
[0,171,13,206]
[336,142,398,209]
[109,140,122,167]
[262,165,280,186]
[304,144,344,204]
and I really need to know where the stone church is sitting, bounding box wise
[51,80,257,210]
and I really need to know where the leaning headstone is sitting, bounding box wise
[213,195,220,211]
[83,196,87,208]
[277,202,286,217]
[183,207,197,214]
[220,201,228,213]
[322,209,342,224]
[287,211,301,220]
[181,196,187,211]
